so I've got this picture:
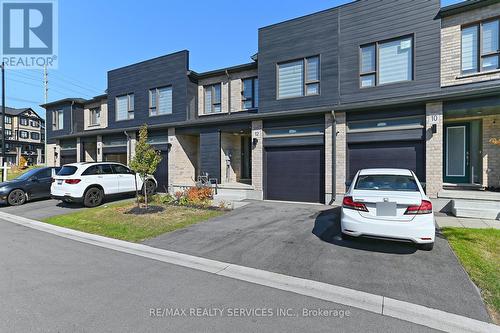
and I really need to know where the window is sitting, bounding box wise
[462,19,500,74]
[149,86,173,116]
[30,132,40,140]
[20,117,28,126]
[19,130,28,139]
[82,164,114,176]
[242,78,258,109]
[31,120,39,127]
[204,84,221,114]
[360,36,413,87]
[58,166,78,176]
[277,56,320,98]
[5,116,11,124]
[116,93,134,121]
[111,164,133,174]
[89,107,101,126]
[53,110,64,130]
[36,168,52,179]
[355,174,418,192]
[4,129,12,137]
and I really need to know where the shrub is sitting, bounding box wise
[185,187,213,202]
[18,156,28,169]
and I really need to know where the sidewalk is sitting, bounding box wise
[435,215,500,229]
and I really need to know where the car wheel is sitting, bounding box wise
[418,243,434,251]
[7,189,26,206]
[83,187,103,207]
[143,180,156,195]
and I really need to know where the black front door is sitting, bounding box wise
[240,136,252,180]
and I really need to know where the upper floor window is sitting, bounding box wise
[19,130,28,139]
[52,110,64,130]
[20,117,28,126]
[360,36,413,87]
[149,86,173,116]
[204,84,221,114]
[4,129,12,137]
[30,120,39,127]
[30,132,40,140]
[89,107,101,126]
[116,93,134,121]
[277,56,320,99]
[462,19,499,74]
[4,116,11,124]
[242,77,259,110]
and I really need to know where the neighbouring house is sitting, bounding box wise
[42,0,500,219]
[0,107,45,165]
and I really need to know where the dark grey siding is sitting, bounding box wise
[258,8,339,113]
[46,102,84,144]
[199,131,220,182]
[338,0,441,104]
[107,50,190,129]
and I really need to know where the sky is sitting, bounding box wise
[5,0,463,119]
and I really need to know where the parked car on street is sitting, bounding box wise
[0,167,61,206]
[341,168,435,251]
[51,162,157,207]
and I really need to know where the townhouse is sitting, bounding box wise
[1,107,45,165]
[43,0,500,216]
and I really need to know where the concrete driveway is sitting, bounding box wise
[145,200,490,322]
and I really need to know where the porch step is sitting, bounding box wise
[451,199,500,220]
[438,189,500,202]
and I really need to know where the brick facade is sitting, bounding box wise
[441,3,500,87]
[334,112,347,197]
[425,102,443,198]
[251,120,263,197]
[483,115,500,188]
[168,128,198,187]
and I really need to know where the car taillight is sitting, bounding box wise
[342,196,368,212]
[404,200,433,215]
[64,179,81,184]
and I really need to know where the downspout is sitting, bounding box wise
[124,131,130,164]
[225,70,231,115]
[331,110,336,204]
[70,101,74,134]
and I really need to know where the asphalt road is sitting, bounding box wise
[145,200,490,322]
[0,219,437,332]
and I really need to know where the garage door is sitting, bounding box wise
[104,153,127,165]
[348,141,424,181]
[60,155,76,165]
[265,145,324,203]
[153,150,168,192]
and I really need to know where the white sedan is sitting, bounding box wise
[341,168,435,251]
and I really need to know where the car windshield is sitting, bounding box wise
[14,168,41,181]
[57,166,78,176]
[355,174,419,192]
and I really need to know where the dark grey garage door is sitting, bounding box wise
[265,146,324,203]
[60,155,76,165]
[348,141,425,181]
[154,150,168,192]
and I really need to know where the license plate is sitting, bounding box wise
[376,202,397,216]
[57,180,63,185]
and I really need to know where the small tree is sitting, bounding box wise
[18,156,27,169]
[129,125,162,209]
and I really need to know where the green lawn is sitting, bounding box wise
[7,165,41,180]
[441,227,500,323]
[42,201,223,243]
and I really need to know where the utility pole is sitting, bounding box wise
[43,64,48,104]
[1,62,5,163]
[43,64,48,165]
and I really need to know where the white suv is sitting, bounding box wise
[51,162,157,207]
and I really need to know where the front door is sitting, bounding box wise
[240,136,252,180]
[444,123,470,183]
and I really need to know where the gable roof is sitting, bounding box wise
[1,106,43,120]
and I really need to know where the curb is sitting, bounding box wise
[0,211,498,333]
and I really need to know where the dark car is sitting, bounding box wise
[0,167,61,206]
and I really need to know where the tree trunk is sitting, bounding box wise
[134,174,139,207]
[143,177,148,209]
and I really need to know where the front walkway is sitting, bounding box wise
[435,215,500,229]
